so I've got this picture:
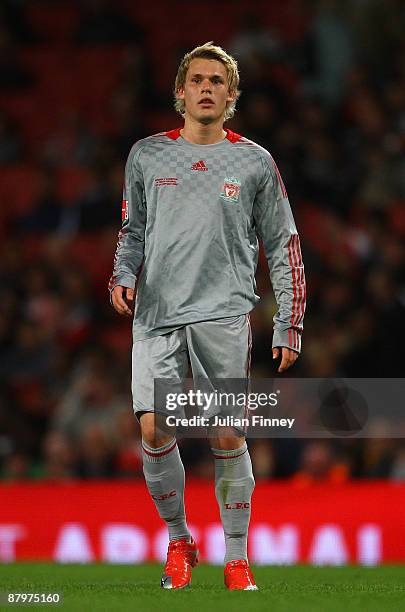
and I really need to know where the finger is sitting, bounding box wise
[112,294,130,316]
[112,288,132,316]
[278,349,292,373]
[126,287,134,302]
[272,347,279,360]
[278,355,290,373]
[278,349,298,372]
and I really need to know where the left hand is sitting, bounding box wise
[272,346,299,373]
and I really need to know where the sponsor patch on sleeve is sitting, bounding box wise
[121,199,129,222]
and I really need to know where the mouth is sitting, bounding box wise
[199,98,214,106]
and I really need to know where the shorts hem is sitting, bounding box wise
[132,403,170,417]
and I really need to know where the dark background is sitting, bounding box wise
[0,0,404,484]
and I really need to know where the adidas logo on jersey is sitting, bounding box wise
[191,160,208,171]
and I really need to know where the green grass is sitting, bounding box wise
[1,563,405,612]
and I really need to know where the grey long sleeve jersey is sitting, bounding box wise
[108,128,306,352]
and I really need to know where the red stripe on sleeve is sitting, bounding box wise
[293,236,302,327]
[272,159,288,198]
[293,235,306,327]
[288,236,298,328]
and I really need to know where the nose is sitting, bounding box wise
[201,79,212,93]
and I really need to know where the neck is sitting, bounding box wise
[181,115,227,145]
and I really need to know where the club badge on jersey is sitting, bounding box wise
[121,199,129,223]
[220,177,241,203]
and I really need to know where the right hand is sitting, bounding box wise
[111,285,134,317]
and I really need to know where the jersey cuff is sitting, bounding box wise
[108,274,136,304]
[272,328,302,353]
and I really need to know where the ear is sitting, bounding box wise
[226,89,236,104]
[176,87,185,101]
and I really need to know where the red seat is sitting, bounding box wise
[57,166,93,202]
[27,3,79,41]
[0,166,41,217]
[388,201,405,237]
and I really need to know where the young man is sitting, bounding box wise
[109,42,306,590]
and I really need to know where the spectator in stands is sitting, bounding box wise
[249,439,276,479]
[72,162,121,231]
[229,11,281,67]
[76,0,144,45]
[50,349,128,443]
[390,444,405,481]
[16,169,79,236]
[0,0,37,45]
[1,0,405,480]
[291,440,349,486]
[113,411,143,479]
[38,431,76,480]
[0,452,31,480]
[0,25,34,89]
[75,423,116,479]
[0,111,21,163]
[42,112,97,167]
[303,0,355,104]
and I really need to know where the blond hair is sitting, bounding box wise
[174,42,241,121]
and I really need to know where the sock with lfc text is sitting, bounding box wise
[212,442,255,563]
[142,438,191,542]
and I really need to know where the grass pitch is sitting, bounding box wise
[1,563,405,611]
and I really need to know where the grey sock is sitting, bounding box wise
[142,438,190,542]
[212,442,255,563]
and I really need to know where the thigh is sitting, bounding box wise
[186,315,252,430]
[186,314,251,380]
[132,329,189,415]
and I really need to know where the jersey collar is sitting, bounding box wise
[165,127,241,143]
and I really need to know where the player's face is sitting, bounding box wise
[177,58,235,125]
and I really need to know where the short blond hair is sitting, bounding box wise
[174,42,241,121]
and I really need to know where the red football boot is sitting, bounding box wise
[224,559,258,590]
[161,537,199,589]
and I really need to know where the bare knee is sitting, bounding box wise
[209,427,246,450]
[139,412,174,448]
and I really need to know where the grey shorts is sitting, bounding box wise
[131,314,251,418]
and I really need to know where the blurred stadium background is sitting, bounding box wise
[0,0,404,564]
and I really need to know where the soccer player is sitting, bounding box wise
[109,42,306,590]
